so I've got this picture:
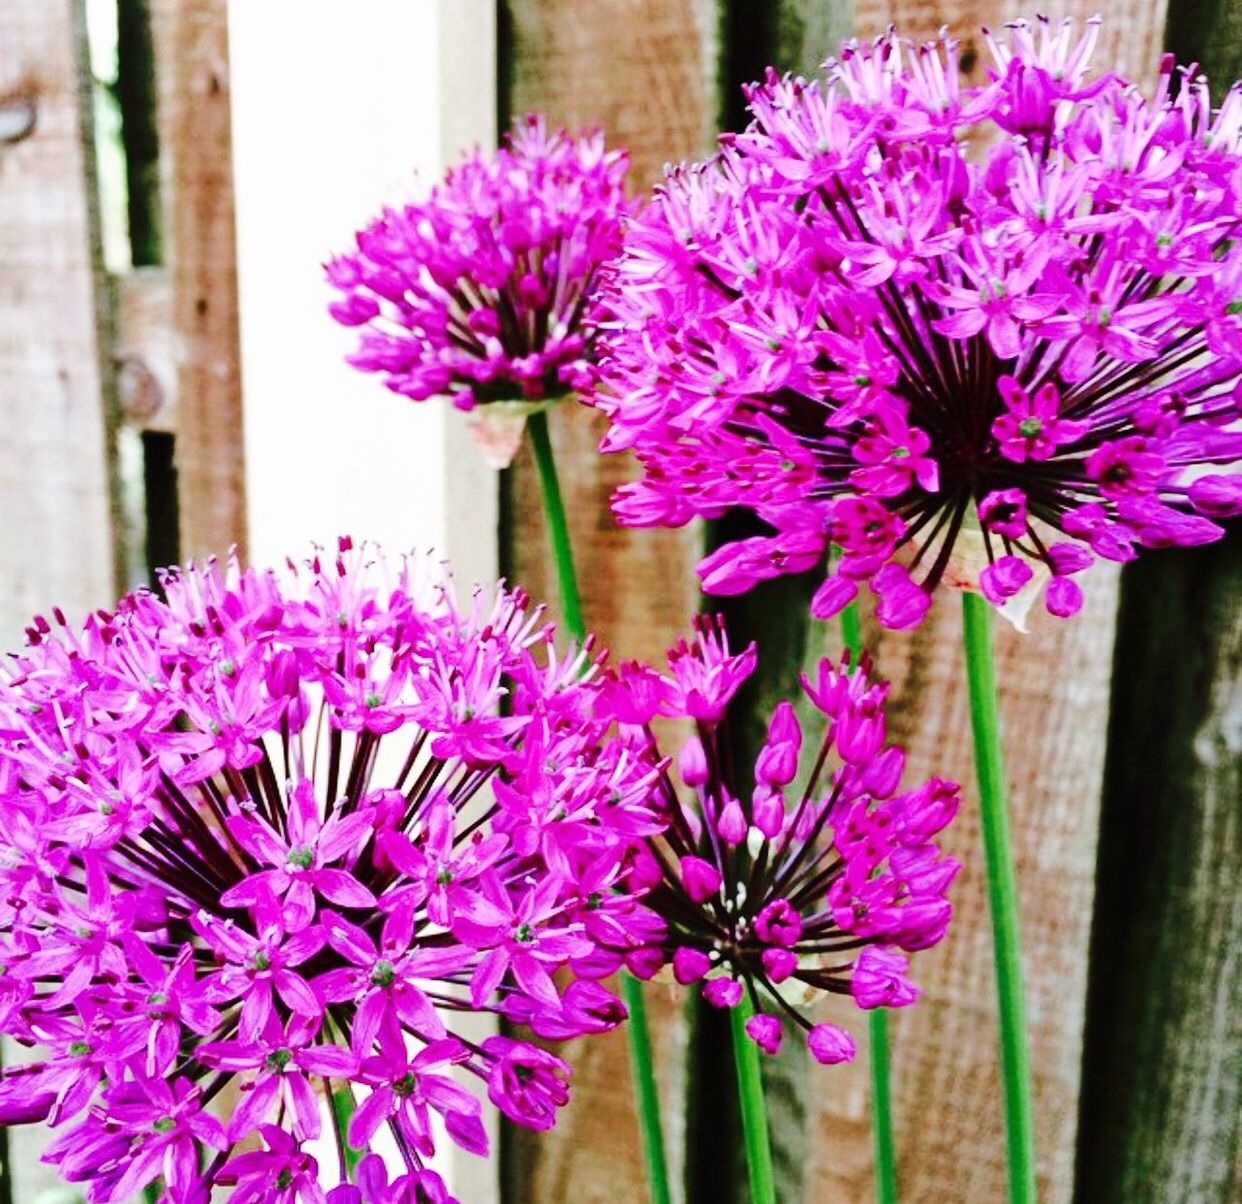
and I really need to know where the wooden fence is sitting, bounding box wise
[0,1,1236,1201]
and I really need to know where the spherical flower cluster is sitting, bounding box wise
[588,18,1242,628]
[595,618,961,1062]
[0,541,665,1204]
[327,114,630,412]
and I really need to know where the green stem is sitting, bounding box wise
[961,593,1036,1204]
[526,406,670,1204]
[840,601,898,1204]
[526,409,584,641]
[621,972,673,1204]
[839,599,863,664]
[330,1084,365,1181]
[730,995,776,1204]
[868,1009,897,1204]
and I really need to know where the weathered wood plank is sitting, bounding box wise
[0,0,117,648]
[501,2,719,1199]
[0,2,117,1198]
[115,267,176,434]
[1074,10,1242,1200]
[854,0,1168,82]
[149,0,246,562]
[1076,533,1241,1204]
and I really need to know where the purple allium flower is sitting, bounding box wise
[325,1152,453,1204]
[595,617,961,1060]
[0,539,665,1202]
[327,114,629,417]
[588,17,1242,627]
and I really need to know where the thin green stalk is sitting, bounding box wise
[961,593,1036,1204]
[526,409,584,640]
[526,406,671,1204]
[868,1009,897,1204]
[330,1085,365,1180]
[839,598,863,663]
[840,600,898,1204]
[621,972,673,1204]
[730,995,776,1204]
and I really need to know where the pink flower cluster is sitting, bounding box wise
[588,17,1242,627]
[327,114,630,410]
[596,618,961,1062]
[0,541,664,1203]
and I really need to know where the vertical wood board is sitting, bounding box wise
[0,0,116,647]
[1074,11,1242,1198]
[854,0,1168,83]
[150,0,246,564]
[0,1,116,1197]
[1076,534,1242,1203]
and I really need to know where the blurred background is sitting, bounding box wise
[0,1,1237,1201]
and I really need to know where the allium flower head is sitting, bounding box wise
[327,114,629,415]
[597,618,961,1061]
[589,18,1242,627]
[0,540,664,1203]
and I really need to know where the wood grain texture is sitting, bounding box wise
[504,0,719,186]
[0,2,116,1197]
[1076,533,1241,1204]
[150,0,245,563]
[853,0,1167,84]
[501,2,718,1198]
[116,267,175,433]
[1072,8,1242,1196]
[774,0,854,77]
[0,0,117,650]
